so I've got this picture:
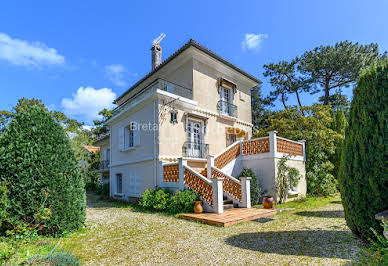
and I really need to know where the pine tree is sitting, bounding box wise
[339,61,388,241]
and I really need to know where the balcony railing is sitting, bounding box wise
[112,79,193,116]
[217,100,237,118]
[182,141,209,158]
[99,160,110,170]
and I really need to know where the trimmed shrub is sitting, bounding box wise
[139,188,200,214]
[339,61,388,241]
[167,190,200,214]
[238,168,261,205]
[0,105,86,235]
[0,181,8,229]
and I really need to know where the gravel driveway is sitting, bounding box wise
[61,193,363,265]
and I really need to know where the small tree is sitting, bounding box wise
[339,61,388,242]
[276,156,300,203]
[238,168,261,205]
[0,104,86,234]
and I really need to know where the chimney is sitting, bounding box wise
[151,44,162,71]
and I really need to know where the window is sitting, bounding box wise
[125,123,134,148]
[116,173,122,194]
[170,110,178,124]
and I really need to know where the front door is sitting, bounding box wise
[187,120,202,157]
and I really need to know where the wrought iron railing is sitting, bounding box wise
[112,79,193,116]
[182,141,209,158]
[217,100,237,118]
[99,160,110,170]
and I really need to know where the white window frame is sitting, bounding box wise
[124,123,134,149]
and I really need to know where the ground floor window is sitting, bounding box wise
[116,173,123,194]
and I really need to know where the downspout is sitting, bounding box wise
[153,99,157,187]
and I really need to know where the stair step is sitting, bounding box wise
[223,204,234,210]
[223,199,233,204]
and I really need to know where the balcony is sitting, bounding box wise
[112,79,193,116]
[182,141,209,159]
[217,100,237,118]
[93,160,110,172]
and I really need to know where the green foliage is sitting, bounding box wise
[97,183,110,197]
[331,109,347,180]
[22,252,80,266]
[263,58,309,112]
[139,188,200,214]
[251,85,273,129]
[300,41,384,105]
[339,61,388,242]
[0,182,8,229]
[167,190,200,214]
[0,104,86,235]
[254,104,341,196]
[276,156,300,203]
[92,108,113,139]
[368,221,388,265]
[238,168,261,205]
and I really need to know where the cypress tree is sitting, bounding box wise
[339,61,388,241]
[0,105,86,234]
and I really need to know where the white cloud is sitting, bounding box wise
[105,64,127,86]
[61,87,116,121]
[241,33,268,51]
[0,32,65,67]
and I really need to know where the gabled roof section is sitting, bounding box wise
[114,39,261,103]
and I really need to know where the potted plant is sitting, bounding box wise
[263,195,274,209]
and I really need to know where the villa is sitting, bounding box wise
[95,39,307,213]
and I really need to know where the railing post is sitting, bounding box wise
[240,177,251,208]
[269,131,278,157]
[178,158,187,190]
[207,154,215,178]
[211,176,224,214]
[238,138,244,155]
[298,140,306,162]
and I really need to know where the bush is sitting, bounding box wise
[167,190,200,214]
[97,183,110,197]
[139,188,200,214]
[22,252,80,265]
[254,104,340,196]
[0,181,8,229]
[0,105,86,235]
[339,61,388,242]
[85,182,99,192]
[238,168,261,205]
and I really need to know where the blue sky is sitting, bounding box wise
[1,0,387,125]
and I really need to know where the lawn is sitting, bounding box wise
[3,193,364,265]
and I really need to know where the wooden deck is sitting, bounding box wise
[179,208,277,227]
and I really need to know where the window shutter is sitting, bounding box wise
[119,127,125,151]
[134,121,140,146]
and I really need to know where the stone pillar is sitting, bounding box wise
[269,131,278,157]
[211,177,224,214]
[240,177,251,208]
[178,158,187,190]
[207,154,215,178]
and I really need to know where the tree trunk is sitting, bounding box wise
[295,91,305,116]
[323,75,330,105]
[281,93,288,110]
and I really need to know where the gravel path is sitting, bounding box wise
[62,194,363,265]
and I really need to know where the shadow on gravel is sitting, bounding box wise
[295,210,344,218]
[225,230,355,259]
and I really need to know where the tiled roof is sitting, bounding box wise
[114,39,261,103]
[83,145,100,153]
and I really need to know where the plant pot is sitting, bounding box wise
[263,196,274,209]
[194,201,203,213]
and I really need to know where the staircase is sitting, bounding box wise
[223,195,234,210]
